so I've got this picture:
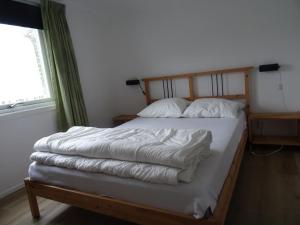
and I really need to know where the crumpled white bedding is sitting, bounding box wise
[31,126,212,185]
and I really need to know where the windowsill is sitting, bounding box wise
[0,101,56,121]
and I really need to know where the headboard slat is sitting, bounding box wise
[142,66,254,112]
[142,66,253,82]
[188,77,194,100]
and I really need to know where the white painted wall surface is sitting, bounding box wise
[62,0,300,116]
[102,0,300,115]
[62,0,117,127]
[0,108,56,197]
[62,0,300,119]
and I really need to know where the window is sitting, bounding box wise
[0,23,51,110]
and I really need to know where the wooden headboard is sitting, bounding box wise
[142,66,253,112]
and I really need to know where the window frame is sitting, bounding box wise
[0,27,54,113]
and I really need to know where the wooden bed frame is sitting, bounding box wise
[24,66,253,225]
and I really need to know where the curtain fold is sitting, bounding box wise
[41,0,88,131]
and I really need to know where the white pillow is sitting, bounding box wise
[138,98,190,118]
[183,98,243,118]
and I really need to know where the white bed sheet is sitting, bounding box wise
[29,112,246,218]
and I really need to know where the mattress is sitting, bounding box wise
[29,112,246,218]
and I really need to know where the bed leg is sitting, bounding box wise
[24,178,40,219]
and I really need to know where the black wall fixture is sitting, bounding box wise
[126,79,145,95]
[259,64,280,72]
[126,79,140,86]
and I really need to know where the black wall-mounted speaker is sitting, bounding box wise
[126,79,140,85]
[259,64,280,72]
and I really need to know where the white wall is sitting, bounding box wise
[64,0,300,119]
[70,0,299,116]
[0,109,56,197]
[62,0,117,127]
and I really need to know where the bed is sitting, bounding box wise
[25,66,253,225]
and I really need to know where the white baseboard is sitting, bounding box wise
[0,183,24,199]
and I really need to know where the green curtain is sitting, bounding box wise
[41,0,88,131]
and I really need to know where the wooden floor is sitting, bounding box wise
[1,146,299,225]
[225,146,300,225]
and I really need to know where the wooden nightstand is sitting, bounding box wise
[112,115,138,126]
[248,112,300,146]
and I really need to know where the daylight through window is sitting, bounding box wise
[0,24,51,109]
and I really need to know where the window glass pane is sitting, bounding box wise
[0,24,50,107]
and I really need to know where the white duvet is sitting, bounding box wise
[31,126,212,185]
